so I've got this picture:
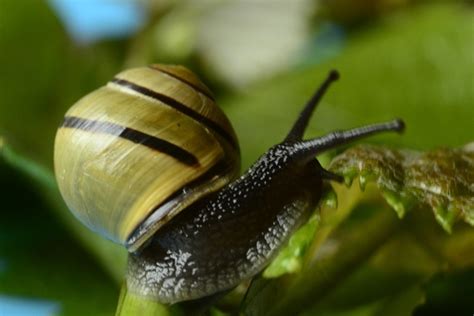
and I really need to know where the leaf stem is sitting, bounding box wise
[116,282,175,316]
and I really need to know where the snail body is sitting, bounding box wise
[54,65,404,303]
[127,149,324,303]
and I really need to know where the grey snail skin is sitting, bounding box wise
[54,65,404,304]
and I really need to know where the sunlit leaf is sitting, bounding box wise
[116,284,175,316]
[263,184,340,278]
[263,213,321,278]
[329,144,474,232]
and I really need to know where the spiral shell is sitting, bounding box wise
[54,65,240,252]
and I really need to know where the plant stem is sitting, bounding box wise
[116,282,175,316]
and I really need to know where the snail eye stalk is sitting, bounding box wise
[282,69,405,181]
[285,70,340,142]
[296,119,405,158]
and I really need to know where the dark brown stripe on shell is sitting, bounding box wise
[148,65,215,101]
[110,78,238,150]
[61,116,199,166]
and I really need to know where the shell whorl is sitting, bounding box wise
[54,65,240,251]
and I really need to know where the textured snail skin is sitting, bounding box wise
[128,144,324,303]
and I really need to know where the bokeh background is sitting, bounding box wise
[0,0,472,315]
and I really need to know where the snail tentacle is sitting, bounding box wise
[285,70,339,142]
[290,119,405,163]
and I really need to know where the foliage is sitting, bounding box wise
[242,144,473,315]
[330,144,474,230]
[0,1,472,315]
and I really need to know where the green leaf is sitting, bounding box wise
[224,3,473,169]
[242,141,474,314]
[415,268,474,315]
[0,138,127,283]
[299,286,425,316]
[2,1,472,314]
[242,205,403,316]
[0,0,68,166]
[329,144,474,232]
[0,145,119,315]
[116,284,175,316]
[263,212,321,278]
[0,0,125,167]
[253,143,474,282]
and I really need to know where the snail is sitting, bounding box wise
[54,64,404,304]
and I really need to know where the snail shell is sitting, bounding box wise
[54,65,240,252]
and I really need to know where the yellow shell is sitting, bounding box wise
[54,65,240,252]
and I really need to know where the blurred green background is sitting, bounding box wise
[0,0,472,315]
